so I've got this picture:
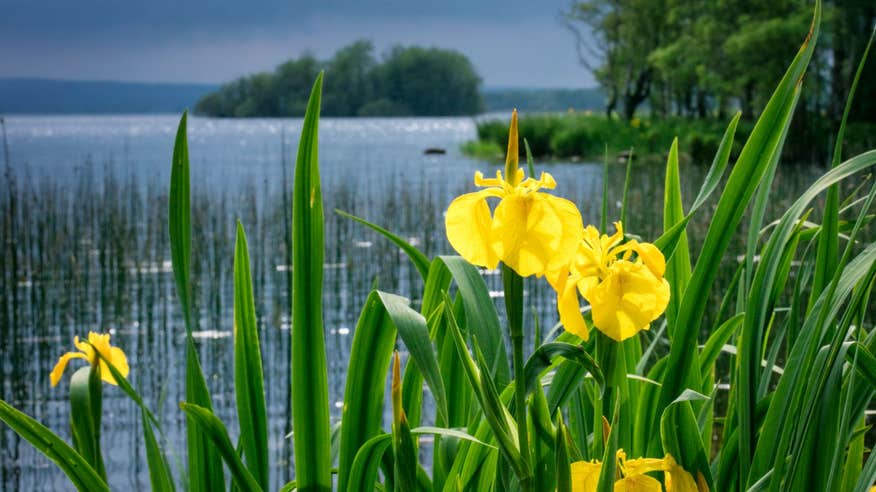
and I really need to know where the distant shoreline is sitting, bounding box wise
[0,78,602,116]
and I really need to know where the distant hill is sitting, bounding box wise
[0,78,217,114]
[482,87,604,113]
[0,78,603,115]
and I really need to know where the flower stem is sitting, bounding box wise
[502,263,532,491]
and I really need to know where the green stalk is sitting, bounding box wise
[502,263,532,492]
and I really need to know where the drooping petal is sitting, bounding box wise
[492,193,583,277]
[445,190,500,270]
[614,474,663,491]
[622,456,668,476]
[663,455,701,492]
[632,241,666,278]
[50,351,87,387]
[585,262,670,342]
[570,460,602,492]
[553,272,589,340]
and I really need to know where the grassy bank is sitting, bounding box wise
[466,112,876,165]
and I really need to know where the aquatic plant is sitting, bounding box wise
[3,2,876,491]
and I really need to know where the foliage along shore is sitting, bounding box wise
[195,40,484,118]
[465,112,876,165]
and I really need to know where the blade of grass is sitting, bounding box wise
[180,403,263,492]
[0,400,110,492]
[233,221,269,489]
[663,138,690,336]
[291,72,332,491]
[69,366,106,481]
[169,110,225,492]
[657,4,821,479]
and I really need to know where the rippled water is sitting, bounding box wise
[0,114,611,490]
[0,114,832,490]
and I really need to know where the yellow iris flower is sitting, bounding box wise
[571,450,704,492]
[445,110,583,277]
[50,331,129,387]
[547,221,670,342]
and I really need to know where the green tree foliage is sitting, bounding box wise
[564,0,875,130]
[195,41,483,117]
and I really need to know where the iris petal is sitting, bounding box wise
[492,193,583,277]
[50,352,87,387]
[570,461,601,492]
[664,455,700,492]
[445,190,500,270]
[553,272,589,340]
[614,475,663,491]
[586,262,670,342]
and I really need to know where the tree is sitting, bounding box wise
[563,0,668,120]
[194,41,484,117]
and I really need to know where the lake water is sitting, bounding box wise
[0,114,835,490]
[0,114,612,490]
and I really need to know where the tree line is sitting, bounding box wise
[563,0,875,126]
[195,41,484,117]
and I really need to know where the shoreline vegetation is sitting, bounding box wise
[194,40,485,117]
[464,112,876,165]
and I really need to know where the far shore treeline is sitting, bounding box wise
[195,40,484,117]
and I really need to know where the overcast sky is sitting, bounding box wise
[0,0,596,88]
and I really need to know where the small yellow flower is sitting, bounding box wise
[571,451,703,492]
[50,331,129,387]
[547,222,670,342]
[445,110,584,277]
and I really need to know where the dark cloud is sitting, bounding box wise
[0,0,595,88]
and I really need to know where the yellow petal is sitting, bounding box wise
[50,352,87,387]
[571,460,602,492]
[555,273,589,340]
[664,455,700,492]
[492,193,583,277]
[98,345,130,385]
[445,190,500,270]
[614,474,662,492]
[585,261,670,342]
[632,241,666,278]
[622,456,668,476]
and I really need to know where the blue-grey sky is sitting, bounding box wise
[0,0,595,88]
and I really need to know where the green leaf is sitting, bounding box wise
[348,434,393,492]
[810,28,874,312]
[86,344,175,491]
[660,389,713,489]
[337,290,447,491]
[443,297,528,480]
[233,222,269,489]
[523,341,604,397]
[180,403,263,492]
[291,72,332,491]
[391,354,418,492]
[596,400,620,492]
[847,343,876,391]
[662,137,690,335]
[142,410,176,492]
[657,3,821,476]
[336,209,431,280]
[169,110,225,492]
[0,399,110,492]
[436,256,510,386]
[556,411,571,492]
[69,366,106,481]
[337,292,406,491]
